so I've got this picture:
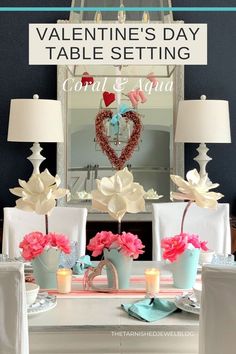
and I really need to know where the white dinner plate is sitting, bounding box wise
[27,293,57,316]
[174,295,200,315]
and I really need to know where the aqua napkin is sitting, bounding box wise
[73,255,94,275]
[121,298,177,322]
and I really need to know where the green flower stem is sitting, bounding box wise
[45,214,49,234]
[180,201,192,234]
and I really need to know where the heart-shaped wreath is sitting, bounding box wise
[95,109,142,170]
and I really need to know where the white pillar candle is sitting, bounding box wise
[56,268,72,294]
[145,268,160,297]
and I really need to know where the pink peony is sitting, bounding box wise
[87,231,145,259]
[19,231,71,261]
[161,232,209,262]
[200,240,209,251]
[87,231,118,257]
[187,234,209,251]
[47,233,71,254]
[19,232,48,261]
[117,232,145,259]
[161,233,188,262]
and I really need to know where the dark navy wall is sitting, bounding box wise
[0,1,69,217]
[173,0,236,214]
[0,1,236,216]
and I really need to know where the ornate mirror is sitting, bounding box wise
[57,2,184,219]
[57,64,184,215]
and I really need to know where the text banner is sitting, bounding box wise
[29,23,207,65]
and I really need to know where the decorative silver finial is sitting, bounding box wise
[94,11,102,23]
[142,11,150,23]
[33,94,39,99]
[118,1,126,23]
[200,95,207,100]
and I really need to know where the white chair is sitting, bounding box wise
[0,262,29,354]
[152,202,231,261]
[199,265,236,354]
[2,207,88,259]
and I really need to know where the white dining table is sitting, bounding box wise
[28,261,199,354]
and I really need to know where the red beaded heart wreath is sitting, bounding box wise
[95,110,142,170]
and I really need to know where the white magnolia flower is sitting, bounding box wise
[92,167,145,222]
[10,169,68,215]
[77,191,92,200]
[170,169,223,208]
[144,188,163,200]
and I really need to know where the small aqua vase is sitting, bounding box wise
[103,248,133,289]
[171,248,200,289]
[32,248,61,289]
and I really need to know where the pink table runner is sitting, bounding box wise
[46,274,201,299]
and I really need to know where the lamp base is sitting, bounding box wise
[27,142,45,175]
[193,143,212,180]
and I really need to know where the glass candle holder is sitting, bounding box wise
[145,268,160,297]
[0,254,8,262]
[56,268,72,294]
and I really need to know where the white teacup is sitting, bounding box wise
[193,283,202,304]
[199,250,215,266]
[25,283,39,306]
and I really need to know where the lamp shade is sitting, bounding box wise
[175,99,231,143]
[8,98,63,142]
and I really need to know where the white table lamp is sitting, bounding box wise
[175,95,231,178]
[8,94,63,175]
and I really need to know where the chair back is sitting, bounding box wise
[152,202,231,261]
[2,207,88,258]
[199,265,236,354]
[0,262,29,354]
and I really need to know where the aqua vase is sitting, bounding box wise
[171,248,200,289]
[32,248,61,289]
[103,248,133,289]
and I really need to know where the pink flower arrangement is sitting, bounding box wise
[161,233,208,263]
[117,232,145,259]
[19,232,71,261]
[87,231,145,259]
[47,232,71,254]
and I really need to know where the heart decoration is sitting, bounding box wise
[81,72,94,86]
[86,260,119,292]
[103,91,116,107]
[95,109,142,170]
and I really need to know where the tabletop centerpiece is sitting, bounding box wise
[87,167,146,289]
[10,169,70,289]
[161,169,223,288]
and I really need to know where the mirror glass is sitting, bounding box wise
[57,64,184,209]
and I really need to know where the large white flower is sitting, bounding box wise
[170,169,223,208]
[92,167,145,222]
[10,169,68,215]
[144,188,163,200]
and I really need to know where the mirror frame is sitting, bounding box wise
[57,63,184,210]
